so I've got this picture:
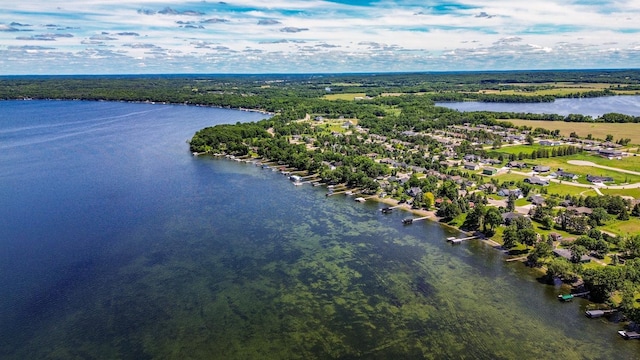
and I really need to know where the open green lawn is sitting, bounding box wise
[489,144,545,156]
[323,93,367,101]
[526,156,640,185]
[600,218,640,237]
[600,188,640,199]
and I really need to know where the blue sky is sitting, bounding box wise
[1,1,640,74]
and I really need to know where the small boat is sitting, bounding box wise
[558,294,574,302]
[381,207,392,214]
[402,218,413,225]
[618,330,640,339]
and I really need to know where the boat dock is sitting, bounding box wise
[618,330,640,340]
[585,309,618,318]
[402,216,429,224]
[558,291,590,302]
[446,236,479,244]
[380,204,403,213]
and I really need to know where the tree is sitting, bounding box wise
[606,134,614,142]
[502,225,518,249]
[569,244,587,263]
[463,203,486,231]
[520,228,538,248]
[541,215,554,230]
[632,203,640,217]
[528,241,552,266]
[526,134,535,145]
[484,207,503,232]
[546,257,575,282]
[589,207,610,226]
[506,194,516,212]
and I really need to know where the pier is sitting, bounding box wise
[402,216,429,224]
[558,291,590,302]
[380,204,403,213]
[585,309,617,318]
[447,236,479,244]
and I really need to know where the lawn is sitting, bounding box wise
[489,144,546,156]
[600,188,640,199]
[526,156,640,185]
[600,218,640,237]
[323,93,367,101]
[496,120,640,145]
[546,183,597,197]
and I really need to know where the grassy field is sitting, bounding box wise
[600,218,640,237]
[525,156,640,185]
[600,188,640,199]
[489,144,546,156]
[323,93,367,101]
[497,120,640,144]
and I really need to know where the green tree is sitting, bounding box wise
[484,207,503,232]
[502,225,519,249]
[528,241,552,267]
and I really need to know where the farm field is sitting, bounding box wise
[323,93,367,100]
[497,119,640,144]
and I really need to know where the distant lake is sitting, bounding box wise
[437,95,640,117]
[1,100,638,358]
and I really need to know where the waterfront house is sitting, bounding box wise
[553,248,591,263]
[502,212,524,225]
[407,187,422,197]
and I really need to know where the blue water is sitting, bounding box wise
[437,95,640,117]
[1,100,638,358]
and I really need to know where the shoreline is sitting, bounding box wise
[369,195,502,248]
[222,155,506,249]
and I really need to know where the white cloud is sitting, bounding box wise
[1,1,639,74]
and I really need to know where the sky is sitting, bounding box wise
[1,1,640,75]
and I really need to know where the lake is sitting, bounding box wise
[437,95,640,117]
[1,100,638,359]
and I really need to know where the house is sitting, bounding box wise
[549,232,563,241]
[554,170,578,180]
[482,167,498,176]
[586,174,614,183]
[598,148,624,159]
[567,206,593,215]
[498,188,523,198]
[464,162,480,171]
[529,195,546,206]
[539,140,562,146]
[478,183,497,193]
[553,248,590,263]
[524,177,549,186]
[507,161,527,169]
[502,212,524,225]
[533,165,550,173]
[407,187,423,197]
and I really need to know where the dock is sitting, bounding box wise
[618,330,640,340]
[558,291,590,302]
[585,309,618,318]
[402,216,429,224]
[447,236,479,244]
